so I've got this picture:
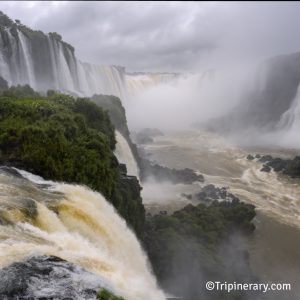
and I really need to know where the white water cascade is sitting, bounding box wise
[114,131,140,179]
[0,168,165,300]
[0,22,128,99]
[273,83,300,147]
[0,18,182,103]
[125,73,180,98]
[17,30,36,89]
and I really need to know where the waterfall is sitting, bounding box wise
[0,22,128,99]
[125,73,180,97]
[5,29,19,85]
[0,167,165,300]
[114,131,140,179]
[52,39,75,92]
[0,30,12,85]
[0,16,179,103]
[18,30,36,89]
[273,82,300,147]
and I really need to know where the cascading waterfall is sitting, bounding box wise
[267,82,300,147]
[4,28,18,85]
[0,167,165,300]
[278,82,300,130]
[114,131,140,179]
[0,14,180,103]
[125,73,180,97]
[0,21,128,99]
[17,30,36,89]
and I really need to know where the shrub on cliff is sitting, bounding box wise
[97,289,124,300]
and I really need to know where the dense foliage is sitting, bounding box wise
[0,87,144,236]
[0,91,115,196]
[97,289,124,300]
[92,95,129,138]
[145,199,258,300]
[91,94,142,169]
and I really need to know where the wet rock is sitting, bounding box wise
[118,163,127,176]
[247,154,255,160]
[255,154,261,159]
[20,197,38,219]
[141,159,204,184]
[0,166,23,178]
[260,165,271,172]
[196,184,239,203]
[266,157,287,172]
[0,256,108,300]
[283,156,300,178]
[258,155,273,163]
[257,154,300,178]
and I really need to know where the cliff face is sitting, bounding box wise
[242,52,300,128]
[210,52,300,133]
[0,11,127,98]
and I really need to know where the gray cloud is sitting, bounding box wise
[1,1,300,72]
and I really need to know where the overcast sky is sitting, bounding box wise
[1,1,300,72]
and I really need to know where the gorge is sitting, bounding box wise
[0,7,299,300]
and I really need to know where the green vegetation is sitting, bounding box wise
[1,84,39,98]
[145,199,257,300]
[91,95,129,137]
[91,94,142,169]
[97,289,124,300]
[0,11,14,27]
[0,90,115,196]
[0,86,144,236]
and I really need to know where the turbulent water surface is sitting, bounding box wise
[142,129,300,228]
[0,167,165,300]
[140,129,300,299]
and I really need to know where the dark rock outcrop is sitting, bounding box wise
[247,154,255,160]
[196,184,239,203]
[0,256,108,300]
[249,153,300,178]
[260,165,271,172]
[140,159,204,184]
